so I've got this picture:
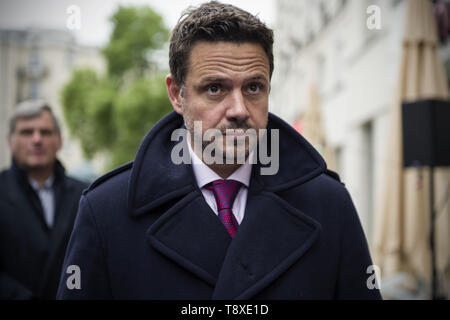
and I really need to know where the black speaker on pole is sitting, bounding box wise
[402,99,450,300]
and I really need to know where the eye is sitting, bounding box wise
[19,129,33,136]
[246,83,261,94]
[40,129,53,136]
[207,84,222,95]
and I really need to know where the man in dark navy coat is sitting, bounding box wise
[57,1,382,300]
[0,100,87,299]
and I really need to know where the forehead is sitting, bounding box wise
[186,41,270,82]
[14,110,56,130]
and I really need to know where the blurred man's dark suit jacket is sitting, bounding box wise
[0,160,86,299]
[57,112,382,299]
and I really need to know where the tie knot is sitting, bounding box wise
[205,179,242,211]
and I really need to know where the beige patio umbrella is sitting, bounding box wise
[301,84,337,171]
[373,0,450,299]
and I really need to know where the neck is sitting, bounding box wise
[27,166,54,187]
[190,140,243,179]
[208,163,242,179]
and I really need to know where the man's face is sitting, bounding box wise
[8,110,62,171]
[167,41,270,163]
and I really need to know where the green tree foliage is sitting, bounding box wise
[103,6,169,77]
[61,5,173,170]
[112,75,170,167]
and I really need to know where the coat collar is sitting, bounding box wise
[127,111,326,217]
[10,158,66,188]
[7,158,68,208]
[6,158,75,233]
[130,111,326,299]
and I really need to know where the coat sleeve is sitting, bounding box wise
[56,195,112,299]
[334,188,382,300]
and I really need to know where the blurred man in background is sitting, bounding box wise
[0,100,87,299]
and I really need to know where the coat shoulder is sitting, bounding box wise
[83,161,133,196]
[0,168,17,195]
[324,169,342,184]
[0,169,10,195]
[310,169,345,195]
[0,169,7,183]
[0,167,12,181]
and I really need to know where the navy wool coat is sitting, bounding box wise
[0,160,87,299]
[57,112,382,300]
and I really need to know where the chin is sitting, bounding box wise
[222,146,249,165]
[26,160,52,170]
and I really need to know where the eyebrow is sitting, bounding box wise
[198,74,269,85]
[246,75,269,83]
[198,77,227,84]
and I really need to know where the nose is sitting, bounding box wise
[31,130,43,144]
[226,89,250,122]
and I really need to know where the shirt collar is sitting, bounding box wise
[188,139,252,189]
[29,174,55,191]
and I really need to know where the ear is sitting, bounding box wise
[166,74,183,115]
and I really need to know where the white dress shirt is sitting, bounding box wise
[188,140,252,224]
[29,175,55,227]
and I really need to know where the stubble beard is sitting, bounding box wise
[182,105,257,165]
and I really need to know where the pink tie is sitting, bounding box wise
[205,180,242,237]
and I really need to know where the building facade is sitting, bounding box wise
[271,0,450,298]
[271,0,413,244]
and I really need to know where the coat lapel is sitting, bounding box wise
[212,185,322,299]
[146,190,232,286]
[5,168,49,237]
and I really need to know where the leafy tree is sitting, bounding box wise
[112,75,170,167]
[103,6,169,77]
[61,5,173,171]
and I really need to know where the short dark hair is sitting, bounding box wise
[169,1,274,86]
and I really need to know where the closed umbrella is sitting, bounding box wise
[373,0,450,299]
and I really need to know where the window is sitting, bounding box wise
[29,47,40,98]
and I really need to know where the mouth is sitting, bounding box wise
[222,127,252,134]
[225,132,247,139]
[29,149,46,156]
